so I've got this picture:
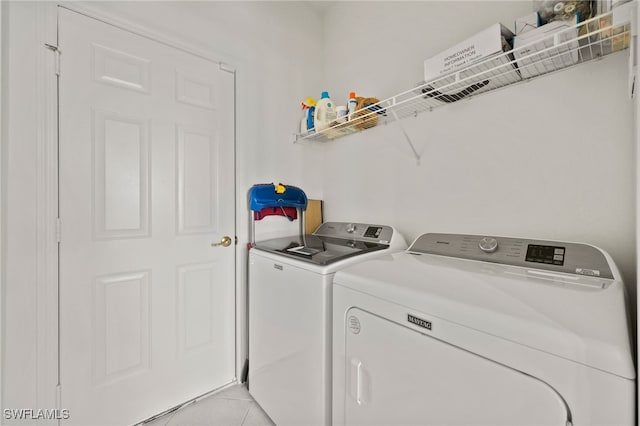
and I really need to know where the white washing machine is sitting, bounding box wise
[333,233,635,426]
[249,222,407,426]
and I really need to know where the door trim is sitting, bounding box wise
[32,2,59,415]
[32,2,239,415]
[57,3,237,68]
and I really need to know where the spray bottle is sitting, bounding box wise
[300,97,316,134]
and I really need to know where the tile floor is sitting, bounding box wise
[141,384,275,426]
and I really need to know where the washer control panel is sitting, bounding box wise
[409,233,613,279]
[314,222,394,244]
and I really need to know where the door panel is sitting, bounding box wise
[176,125,219,234]
[344,308,569,426]
[94,110,150,238]
[59,8,235,425]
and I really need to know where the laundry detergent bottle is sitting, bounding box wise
[313,91,337,131]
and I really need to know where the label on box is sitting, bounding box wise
[424,23,514,81]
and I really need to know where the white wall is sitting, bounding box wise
[321,2,636,312]
[3,2,45,417]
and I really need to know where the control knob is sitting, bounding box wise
[479,237,498,253]
[346,223,357,233]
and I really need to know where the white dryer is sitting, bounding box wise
[249,222,407,426]
[332,233,635,426]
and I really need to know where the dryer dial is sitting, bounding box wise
[479,237,498,253]
[346,223,357,233]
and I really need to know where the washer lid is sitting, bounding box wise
[252,234,389,266]
[333,252,635,379]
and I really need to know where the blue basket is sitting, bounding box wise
[248,184,308,212]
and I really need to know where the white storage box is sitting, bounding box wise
[423,23,521,101]
[513,18,579,79]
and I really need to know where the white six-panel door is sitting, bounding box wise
[58,8,235,425]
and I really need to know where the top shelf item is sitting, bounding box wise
[294,10,632,144]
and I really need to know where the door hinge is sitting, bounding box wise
[235,236,238,245]
[44,44,61,76]
[56,218,62,243]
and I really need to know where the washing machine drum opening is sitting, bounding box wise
[253,235,389,265]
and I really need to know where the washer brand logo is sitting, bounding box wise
[436,241,450,245]
[407,314,432,330]
[273,264,283,271]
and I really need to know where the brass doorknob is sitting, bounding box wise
[211,236,232,247]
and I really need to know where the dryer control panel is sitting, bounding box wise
[409,233,614,279]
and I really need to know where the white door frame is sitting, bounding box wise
[30,2,59,415]
[30,2,240,415]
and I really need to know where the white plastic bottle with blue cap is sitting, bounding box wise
[313,91,337,132]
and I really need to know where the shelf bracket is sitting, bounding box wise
[389,108,421,164]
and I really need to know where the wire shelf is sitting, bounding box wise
[294,11,631,144]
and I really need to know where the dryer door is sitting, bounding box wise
[343,308,569,426]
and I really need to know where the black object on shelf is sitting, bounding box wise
[422,80,491,103]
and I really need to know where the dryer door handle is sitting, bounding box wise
[356,361,363,405]
[350,358,369,406]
